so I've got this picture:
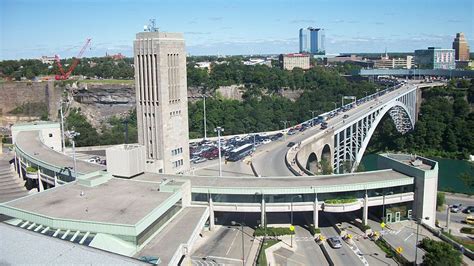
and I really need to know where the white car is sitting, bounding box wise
[262,139,271,144]
[450,204,463,213]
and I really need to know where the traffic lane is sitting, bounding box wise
[294,226,329,266]
[191,226,256,265]
[340,222,397,266]
[319,226,364,266]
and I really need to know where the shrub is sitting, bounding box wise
[254,227,295,237]
[437,192,446,210]
[26,166,38,173]
[460,227,474,235]
[361,224,371,231]
[325,198,357,204]
[309,226,321,235]
[421,238,462,266]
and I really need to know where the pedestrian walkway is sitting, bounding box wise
[0,154,28,203]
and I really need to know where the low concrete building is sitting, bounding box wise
[279,53,311,70]
[374,55,414,69]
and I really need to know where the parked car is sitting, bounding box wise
[287,142,296,147]
[343,114,349,119]
[262,139,271,144]
[193,157,207,164]
[87,156,101,163]
[327,236,342,249]
[287,130,296,135]
[450,204,463,213]
[463,206,474,214]
[465,216,474,225]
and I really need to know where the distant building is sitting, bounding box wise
[195,61,211,70]
[452,32,470,61]
[106,52,125,60]
[414,47,455,69]
[373,54,414,69]
[243,58,272,67]
[299,27,325,54]
[325,54,373,68]
[279,53,311,70]
[40,56,56,65]
[134,30,190,174]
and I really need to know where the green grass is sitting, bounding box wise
[78,79,134,85]
[442,231,474,251]
[257,239,279,266]
[325,198,357,204]
[460,227,474,235]
[26,166,38,173]
[254,227,295,237]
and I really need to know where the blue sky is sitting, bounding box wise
[1,0,473,59]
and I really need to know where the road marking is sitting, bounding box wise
[404,232,414,242]
[207,255,243,262]
[273,252,305,266]
[226,230,239,256]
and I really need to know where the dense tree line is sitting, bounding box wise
[367,80,474,159]
[0,57,134,80]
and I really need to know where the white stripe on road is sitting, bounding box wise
[207,255,243,262]
[226,229,238,255]
[404,232,414,242]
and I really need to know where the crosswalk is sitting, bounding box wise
[294,236,315,242]
[190,257,220,266]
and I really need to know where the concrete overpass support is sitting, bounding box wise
[313,196,319,228]
[363,192,368,225]
[209,196,215,230]
[261,197,266,227]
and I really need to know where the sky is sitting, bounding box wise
[1,0,473,60]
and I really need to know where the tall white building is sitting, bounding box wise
[134,30,190,174]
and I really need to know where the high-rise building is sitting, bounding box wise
[299,27,325,54]
[452,32,470,61]
[134,30,190,174]
[414,47,455,70]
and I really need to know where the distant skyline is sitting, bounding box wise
[1,0,473,60]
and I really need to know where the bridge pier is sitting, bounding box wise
[313,196,319,228]
[209,196,215,230]
[363,191,368,225]
[261,196,265,227]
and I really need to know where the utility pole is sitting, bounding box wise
[59,100,66,153]
[309,110,317,127]
[203,95,207,140]
[281,120,290,141]
[214,126,224,177]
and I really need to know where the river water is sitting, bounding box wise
[361,154,474,195]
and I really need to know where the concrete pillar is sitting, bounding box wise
[14,152,18,174]
[209,196,215,231]
[37,169,44,192]
[261,196,265,227]
[363,192,369,225]
[19,159,25,179]
[313,196,319,228]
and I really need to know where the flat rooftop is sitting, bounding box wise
[135,169,413,189]
[6,178,172,225]
[383,153,434,171]
[16,130,105,174]
[0,223,146,265]
[137,206,207,264]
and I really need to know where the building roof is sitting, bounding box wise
[135,169,414,194]
[137,206,208,264]
[5,178,173,225]
[0,223,146,265]
[283,53,310,57]
[15,130,105,175]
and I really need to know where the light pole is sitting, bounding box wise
[59,100,66,153]
[214,126,224,177]
[231,221,245,266]
[414,217,429,266]
[280,120,290,141]
[65,130,80,179]
[203,95,207,140]
[290,195,302,248]
[333,102,337,110]
[309,110,317,127]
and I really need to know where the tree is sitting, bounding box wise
[421,238,462,266]
[436,192,445,210]
[320,159,333,175]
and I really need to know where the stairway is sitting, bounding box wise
[0,156,29,203]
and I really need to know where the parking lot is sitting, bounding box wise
[436,194,474,236]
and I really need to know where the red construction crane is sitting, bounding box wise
[55,38,92,80]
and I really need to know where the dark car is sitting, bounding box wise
[343,114,349,119]
[287,142,296,147]
[463,206,474,214]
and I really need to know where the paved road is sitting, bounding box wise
[273,226,329,266]
[191,226,256,265]
[319,225,364,266]
[436,195,474,233]
[251,81,427,177]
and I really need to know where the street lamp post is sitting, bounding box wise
[280,120,290,141]
[333,102,337,110]
[414,217,429,266]
[309,110,317,127]
[203,95,207,140]
[231,221,245,266]
[65,130,80,179]
[59,100,66,153]
[290,195,302,248]
[214,126,224,177]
